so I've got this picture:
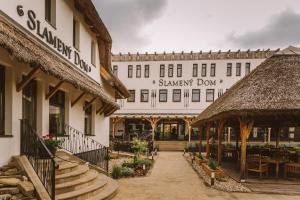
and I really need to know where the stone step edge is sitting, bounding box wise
[55,165,89,180]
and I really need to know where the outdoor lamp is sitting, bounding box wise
[211,172,215,186]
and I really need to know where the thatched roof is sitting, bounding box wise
[192,46,300,126]
[0,14,119,113]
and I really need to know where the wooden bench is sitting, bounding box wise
[284,162,300,178]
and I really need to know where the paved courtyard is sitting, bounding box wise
[115,152,299,200]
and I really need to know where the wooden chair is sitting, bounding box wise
[246,155,269,179]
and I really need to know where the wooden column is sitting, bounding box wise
[273,126,280,148]
[111,118,116,139]
[239,117,254,181]
[217,120,225,165]
[227,127,231,143]
[198,126,203,153]
[206,124,211,159]
[149,118,159,142]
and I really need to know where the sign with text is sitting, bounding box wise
[158,78,217,87]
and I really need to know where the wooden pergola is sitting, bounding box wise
[192,46,300,180]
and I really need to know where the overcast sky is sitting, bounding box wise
[93,0,300,54]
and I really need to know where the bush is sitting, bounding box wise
[208,159,217,170]
[122,161,135,168]
[111,164,122,179]
[132,138,148,159]
[135,159,153,167]
[121,167,134,177]
[198,153,203,160]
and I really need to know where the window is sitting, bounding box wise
[128,65,133,78]
[192,89,200,102]
[201,64,207,77]
[177,64,182,77]
[113,65,118,76]
[218,89,224,98]
[91,41,96,66]
[168,64,174,77]
[84,102,93,135]
[245,63,251,75]
[140,90,149,102]
[136,65,141,78]
[160,65,165,77]
[206,89,214,102]
[173,89,181,102]
[127,90,135,102]
[73,18,80,50]
[22,80,37,129]
[144,65,149,78]
[45,0,56,27]
[236,63,241,76]
[0,66,5,135]
[210,63,216,77]
[159,89,168,102]
[192,64,198,77]
[49,90,65,136]
[226,63,232,76]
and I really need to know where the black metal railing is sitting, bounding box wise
[59,124,109,171]
[20,119,57,200]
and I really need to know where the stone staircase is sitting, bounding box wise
[155,141,187,151]
[55,150,118,200]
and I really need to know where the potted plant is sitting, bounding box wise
[202,159,224,178]
[43,134,62,155]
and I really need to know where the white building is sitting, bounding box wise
[0,0,129,166]
[110,50,278,143]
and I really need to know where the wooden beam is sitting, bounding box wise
[198,126,203,153]
[96,104,106,114]
[83,97,97,111]
[16,67,40,92]
[206,124,211,159]
[105,107,117,117]
[46,81,64,100]
[71,92,85,107]
[217,120,225,165]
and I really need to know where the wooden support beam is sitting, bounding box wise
[45,81,64,100]
[206,124,211,159]
[83,97,97,111]
[71,92,85,107]
[239,117,254,181]
[105,107,117,117]
[198,126,203,153]
[217,120,225,166]
[16,67,40,92]
[96,104,106,114]
[273,126,280,148]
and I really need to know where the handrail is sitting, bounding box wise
[20,119,57,200]
[59,124,109,171]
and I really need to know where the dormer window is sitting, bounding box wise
[73,18,80,50]
[45,0,56,27]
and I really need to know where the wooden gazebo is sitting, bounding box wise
[192,46,300,180]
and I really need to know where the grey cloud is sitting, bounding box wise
[92,0,168,53]
[228,9,300,49]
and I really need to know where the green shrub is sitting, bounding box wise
[208,159,217,170]
[198,153,203,160]
[111,164,122,179]
[294,146,300,154]
[121,167,134,177]
[135,159,153,167]
[122,161,135,168]
[132,138,148,159]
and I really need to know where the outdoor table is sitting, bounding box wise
[262,158,288,178]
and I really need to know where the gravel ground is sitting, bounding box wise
[184,155,251,192]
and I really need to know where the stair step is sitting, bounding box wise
[56,162,79,175]
[86,178,118,200]
[56,165,89,183]
[55,177,107,200]
[56,169,99,194]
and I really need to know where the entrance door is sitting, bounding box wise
[22,80,37,129]
[49,90,65,136]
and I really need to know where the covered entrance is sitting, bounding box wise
[156,119,185,141]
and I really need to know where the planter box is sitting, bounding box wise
[195,157,207,165]
[202,164,224,178]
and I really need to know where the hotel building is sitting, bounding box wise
[110,49,279,147]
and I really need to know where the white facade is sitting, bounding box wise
[0,0,121,166]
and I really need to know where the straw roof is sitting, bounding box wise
[192,46,300,126]
[0,15,119,113]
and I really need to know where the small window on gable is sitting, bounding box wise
[91,41,96,66]
[73,18,80,50]
[45,0,56,27]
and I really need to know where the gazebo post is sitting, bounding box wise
[217,120,225,166]
[206,124,211,159]
[273,126,280,148]
[239,117,254,181]
[198,126,203,153]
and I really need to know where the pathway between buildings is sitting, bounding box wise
[114,152,299,200]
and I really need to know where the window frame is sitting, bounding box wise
[210,63,216,77]
[245,62,251,75]
[201,64,207,77]
[192,89,201,102]
[236,63,241,76]
[127,90,135,102]
[113,65,118,77]
[128,65,133,78]
[140,89,149,102]
[144,65,149,78]
[73,18,80,50]
[136,65,141,78]
[192,64,198,77]
[168,64,174,77]
[49,89,65,136]
[172,89,181,102]
[206,89,215,102]
[160,65,165,77]
[45,0,56,28]
[159,89,168,102]
[177,64,182,77]
[226,63,232,76]
[0,66,5,135]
